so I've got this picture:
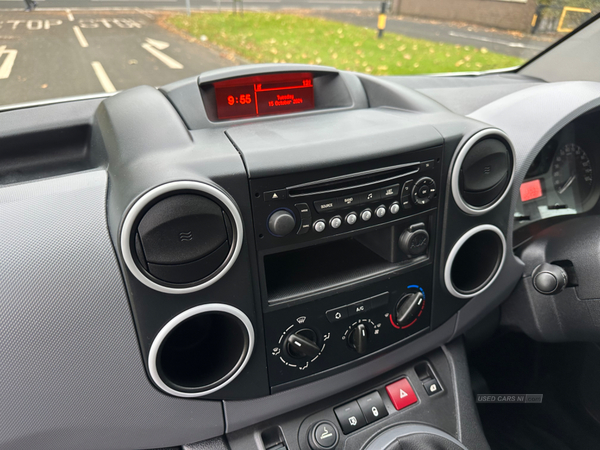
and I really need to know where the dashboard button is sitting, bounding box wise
[334,401,367,434]
[312,421,339,449]
[423,378,442,396]
[330,216,342,229]
[357,392,388,423]
[385,378,418,411]
[348,299,370,316]
[375,205,386,218]
[294,203,311,219]
[326,306,348,323]
[345,212,358,225]
[401,197,412,210]
[380,184,400,199]
[360,209,372,222]
[313,220,326,233]
[420,160,435,171]
[358,190,380,203]
[401,179,414,196]
[338,194,359,208]
[389,202,400,214]
[264,189,286,201]
[314,199,337,213]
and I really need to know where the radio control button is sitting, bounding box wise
[389,202,400,214]
[358,190,380,204]
[338,195,359,208]
[375,205,386,218]
[420,159,435,171]
[330,216,342,229]
[314,199,337,213]
[401,196,413,210]
[360,209,372,222]
[294,203,311,219]
[345,212,358,225]
[264,189,286,201]
[380,184,400,199]
[268,209,296,237]
[313,219,326,233]
[401,179,414,196]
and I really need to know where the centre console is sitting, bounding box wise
[250,146,442,390]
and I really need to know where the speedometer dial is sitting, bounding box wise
[552,144,593,202]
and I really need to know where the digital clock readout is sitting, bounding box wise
[213,72,315,120]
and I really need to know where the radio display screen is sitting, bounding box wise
[213,72,315,120]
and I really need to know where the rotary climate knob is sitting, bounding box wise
[348,323,369,354]
[268,209,296,237]
[285,329,321,359]
[394,292,424,327]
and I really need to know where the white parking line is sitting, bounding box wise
[0,45,18,79]
[447,31,544,50]
[141,42,183,69]
[73,25,89,48]
[91,61,116,92]
[66,8,74,21]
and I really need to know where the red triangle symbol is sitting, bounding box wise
[399,389,408,398]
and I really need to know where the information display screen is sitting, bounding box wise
[520,179,543,202]
[213,72,315,120]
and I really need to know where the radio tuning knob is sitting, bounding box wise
[348,323,369,354]
[285,329,321,359]
[394,292,423,327]
[268,209,296,237]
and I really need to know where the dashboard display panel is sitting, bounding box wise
[213,72,315,120]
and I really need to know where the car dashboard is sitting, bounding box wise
[1,63,600,450]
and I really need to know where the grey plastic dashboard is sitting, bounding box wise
[0,63,600,450]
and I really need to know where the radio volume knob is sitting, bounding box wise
[268,209,296,237]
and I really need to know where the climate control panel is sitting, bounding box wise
[263,266,433,390]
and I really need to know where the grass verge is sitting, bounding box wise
[166,12,524,75]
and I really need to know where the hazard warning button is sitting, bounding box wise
[385,378,418,411]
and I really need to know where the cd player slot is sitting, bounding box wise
[287,162,421,197]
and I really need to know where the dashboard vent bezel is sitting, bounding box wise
[148,303,255,398]
[120,180,244,295]
[451,128,515,215]
[444,224,507,299]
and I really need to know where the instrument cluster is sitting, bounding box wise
[514,110,600,237]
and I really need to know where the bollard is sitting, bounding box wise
[377,1,387,38]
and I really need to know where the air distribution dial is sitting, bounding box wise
[394,291,424,327]
[268,209,296,237]
[285,328,321,359]
[348,323,369,354]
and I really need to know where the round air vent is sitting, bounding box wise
[452,129,515,215]
[120,181,243,294]
[444,225,506,299]
[148,304,254,398]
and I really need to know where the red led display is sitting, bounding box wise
[520,179,543,202]
[213,72,315,120]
